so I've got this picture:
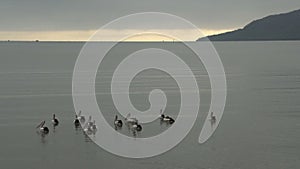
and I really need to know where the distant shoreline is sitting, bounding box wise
[198,9,300,41]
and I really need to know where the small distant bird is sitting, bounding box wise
[77,111,85,123]
[159,109,165,119]
[114,115,123,128]
[86,116,93,127]
[83,116,97,134]
[210,112,216,122]
[36,120,49,134]
[74,115,80,127]
[52,114,59,126]
[159,109,175,124]
[125,113,138,125]
[132,122,142,132]
[90,120,97,131]
[124,113,142,131]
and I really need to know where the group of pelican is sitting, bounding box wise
[82,115,98,135]
[36,110,99,137]
[113,110,176,133]
[36,114,59,135]
[73,111,98,135]
[123,113,143,131]
[36,109,176,136]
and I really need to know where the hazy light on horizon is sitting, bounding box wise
[0,28,234,41]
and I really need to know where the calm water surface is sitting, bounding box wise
[0,41,299,169]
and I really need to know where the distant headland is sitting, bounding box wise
[198,9,300,41]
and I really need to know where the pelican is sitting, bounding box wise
[77,111,85,123]
[159,109,175,124]
[210,112,216,122]
[86,116,93,127]
[125,113,138,125]
[36,121,49,134]
[74,115,80,127]
[83,116,92,131]
[124,113,142,131]
[90,120,97,131]
[83,126,93,134]
[132,122,142,132]
[114,115,123,128]
[52,114,59,126]
[159,109,165,119]
[163,115,175,124]
[83,116,97,134]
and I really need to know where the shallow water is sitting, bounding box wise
[0,41,299,169]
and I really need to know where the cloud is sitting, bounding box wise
[0,0,299,40]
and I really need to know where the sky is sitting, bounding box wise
[1,0,300,41]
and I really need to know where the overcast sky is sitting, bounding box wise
[1,0,300,40]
